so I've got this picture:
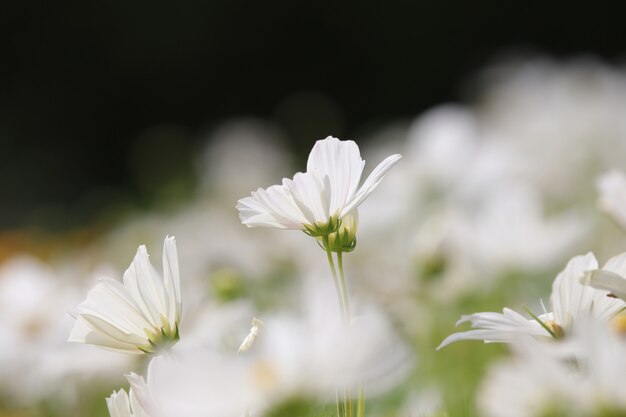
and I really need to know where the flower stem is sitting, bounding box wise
[324,236,346,318]
[337,250,351,319]
[336,389,342,417]
[337,250,356,416]
[357,384,364,417]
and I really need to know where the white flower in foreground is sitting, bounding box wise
[107,387,150,417]
[236,136,401,237]
[479,320,626,417]
[68,236,182,354]
[596,170,626,231]
[131,352,265,417]
[438,253,625,349]
[129,284,412,417]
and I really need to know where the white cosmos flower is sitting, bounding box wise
[107,387,150,417]
[68,236,182,355]
[479,320,626,417]
[131,309,412,417]
[438,253,625,349]
[236,136,401,236]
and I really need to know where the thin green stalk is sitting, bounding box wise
[347,387,353,417]
[337,250,351,319]
[523,305,557,339]
[324,236,346,317]
[336,388,342,417]
[324,236,347,417]
[357,384,364,417]
[337,250,355,416]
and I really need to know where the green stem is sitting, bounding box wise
[357,384,364,417]
[523,305,557,339]
[336,389,342,417]
[324,236,346,317]
[347,387,353,417]
[337,250,355,416]
[337,250,351,319]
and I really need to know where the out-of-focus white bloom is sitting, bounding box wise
[0,255,132,405]
[478,338,579,417]
[406,105,482,189]
[480,59,626,202]
[401,389,445,417]
[238,317,263,353]
[107,387,150,417]
[258,307,413,397]
[132,280,413,417]
[459,185,587,273]
[69,236,182,354]
[437,308,549,350]
[438,253,625,349]
[132,352,266,417]
[479,320,626,417]
[596,170,626,231]
[237,136,401,236]
[198,120,290,200]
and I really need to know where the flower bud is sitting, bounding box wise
[319,212,358,252]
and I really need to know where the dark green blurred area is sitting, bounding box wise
[1,0,625,231]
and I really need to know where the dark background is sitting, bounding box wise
[1,1,625,231]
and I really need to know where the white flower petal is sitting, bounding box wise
[107,389,133,417]
[549,252,617,329]
[237,136,400,231]
[307,137,364,215]
[602,251,626,277]
[286,172,329,224]
[69,236,182,354]
[341,153,402,217]
[588,269,626,301]
[107,387,150,417]
[162,236,181,326]
[78,278,152,335]
[437,308,548,350]
[69,315,145,354]
[238,183,310,229]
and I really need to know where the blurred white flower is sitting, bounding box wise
[130,281,413,417]
[0,255,132,405]
[438,252,625,349]
[107,387,150,417]
[68,236,182,354]
[596,170,626,231]
[236,136,401,236]
[257,307,413,398]
[132,352,265,417]
[478,319,626,417]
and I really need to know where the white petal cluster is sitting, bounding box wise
[237,136,401,235]
[126,305,412,417]
[438,253,625,349]
[479,321,626,417]
[0,256,132,404]
[68,236,182,354]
